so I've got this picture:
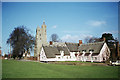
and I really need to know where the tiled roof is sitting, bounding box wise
[65,42,79,52]
[78,42,104,53]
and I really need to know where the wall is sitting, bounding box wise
[40,47,47,61]
[98,43,110,62]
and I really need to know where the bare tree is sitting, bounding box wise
[84,36,100,43]
[50,33,61,42]
[84,37,90,43]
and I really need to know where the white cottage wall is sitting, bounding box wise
[70,52,76,60]
[98,43,110,62]
[40,47,47,61]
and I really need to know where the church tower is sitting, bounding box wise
[34,20,47,57]
[41,20,47,45]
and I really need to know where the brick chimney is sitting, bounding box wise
[79,40,82,46]
[50,41,53,45]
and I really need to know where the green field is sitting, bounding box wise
[2,60,119,78]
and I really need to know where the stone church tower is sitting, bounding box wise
[34,20,47,57]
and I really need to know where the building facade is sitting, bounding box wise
[78,42,110,62]
[38,41,110,62]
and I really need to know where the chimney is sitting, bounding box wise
[103,37,106,42]
[79,40,82,46]
[50,41,53,45]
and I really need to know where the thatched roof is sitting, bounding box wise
[78,42,104,53]
[43,46,70,58]
[65,42,79,52]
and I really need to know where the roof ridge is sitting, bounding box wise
[66,42,78,44]
[80,41,104,46]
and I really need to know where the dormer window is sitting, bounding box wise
[89,49,94,52]
[82,50,86,52]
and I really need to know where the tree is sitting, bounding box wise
[100,33,120,61]
[50,33,61,42]
[7,26,35,59]
[101,33,114,43]
[84,36,100,43]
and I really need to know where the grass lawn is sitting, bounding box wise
[2,60,119,78]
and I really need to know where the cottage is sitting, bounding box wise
[78,41,110,62]
[39,46,78,61]
[39,41,110,62]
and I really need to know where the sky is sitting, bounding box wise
[2,2,119,56]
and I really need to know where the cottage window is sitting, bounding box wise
[75,54,77,57]
[89,49,94,52]
[95,57,97,60]
[67,56,68,59]
[58,57,60,59]
[103,57,105,60]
